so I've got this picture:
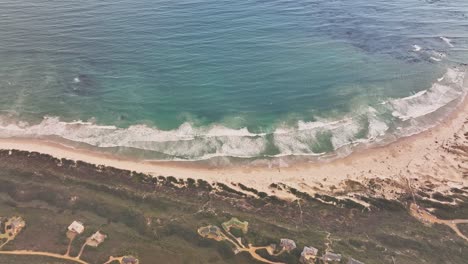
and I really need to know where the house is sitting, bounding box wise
[221,218,249,234]
[68,221,85,234]
[122,256,139,264]
[322,252,342,262]
[279,238,297,251]
[5,217,25,236]
[300,246,319,263]
[347,258,364,264]
[87,231,107,247]
[197,225,224,241]
[10,217,25,230]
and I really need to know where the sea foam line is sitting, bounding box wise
[0,67,465,161]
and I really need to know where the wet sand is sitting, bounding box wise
[0,93,467,200]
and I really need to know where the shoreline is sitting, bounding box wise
[0,89,467,200]
[0,98,468,199]
[0,68,465,165]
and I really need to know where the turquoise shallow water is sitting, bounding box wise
[0,0,468,160]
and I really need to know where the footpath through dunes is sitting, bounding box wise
[0,251,88,264]
[410,203,468,242]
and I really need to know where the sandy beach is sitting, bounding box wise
[0,91,467,201]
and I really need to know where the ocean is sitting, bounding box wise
[0,0,467,161]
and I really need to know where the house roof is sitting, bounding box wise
[301,246,318,258]
[11,217,25,226]
[68,221,85,234]
[8,217,25,232]
[90,231,107,243]
[209,226,220,233]
[280,239,297,250]
[323,252,342,262]
[221,218,249,234]
[122,256,139,264]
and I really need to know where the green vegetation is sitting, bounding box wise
[0,150,466,263]
[216,183,246,197]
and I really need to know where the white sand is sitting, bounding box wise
[0,97,467,201]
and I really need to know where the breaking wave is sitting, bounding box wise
[0,67,466,161]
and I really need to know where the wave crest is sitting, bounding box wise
[0,67,466,161]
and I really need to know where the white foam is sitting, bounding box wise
[367,107,389,139]
[413,45,422,52]
[206,125,258,137]
[389,68,466,121]
[440,36,454,47]
[0,117,270,159]
[0,68,465,160]
[73,77,80,83]
[272,108,389,155]
[330,120,361,150]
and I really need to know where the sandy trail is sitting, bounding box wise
[410,203,468,242]
[0,250,88,264]
[239,246,284,264]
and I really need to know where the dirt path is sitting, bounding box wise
[65,233,77,256]
[410,203,468,242]
[239,246,284,264]
[77,241,88,259]
[0,250,89,264]
[213,231,284,264]
[436,220,468,242]
[0,240,10,249]
[218,232,243,251]
[103,256,122,264]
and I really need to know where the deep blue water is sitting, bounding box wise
[0,0,467,160]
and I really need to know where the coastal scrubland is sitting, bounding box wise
[0,150,466,263]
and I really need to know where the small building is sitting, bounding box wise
[300,246,319,263]
[322,252,342,262]
[122,256,139,264]
[68,221,85,234]
[279,238,297,252]
[5,217,25,236]
[221,218,249,234]
[197,225,224,241]
[348,258,364,264]
[87,231,107,247]
[10,217,25,230]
